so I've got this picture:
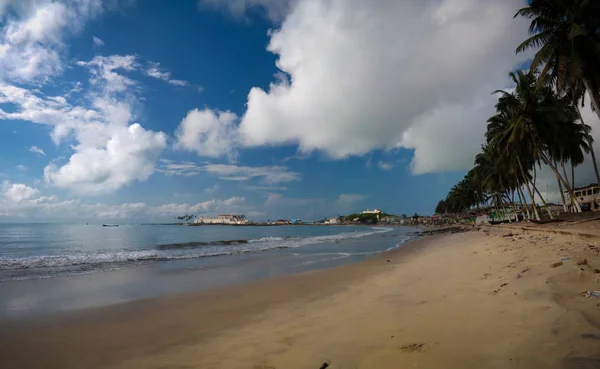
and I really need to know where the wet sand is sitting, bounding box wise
[2,228,600,369]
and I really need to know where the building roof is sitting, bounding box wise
[566,183,600,192]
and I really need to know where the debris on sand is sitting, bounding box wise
[319,363,329,369]
[581,291,600,298]
[550,261,563,268]
[400,343,427,353]
[576,258,588,266]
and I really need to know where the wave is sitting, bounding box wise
[0,227,393,280]
[158,239,249,249]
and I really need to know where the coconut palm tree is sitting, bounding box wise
[487,71,592,214]
[516,0,600,185]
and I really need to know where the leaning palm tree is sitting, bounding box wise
[516,0,600,185]
[487,71,592,215]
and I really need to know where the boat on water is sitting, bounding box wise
[102,224,119,227]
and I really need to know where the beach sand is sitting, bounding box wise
[2,228,600,369]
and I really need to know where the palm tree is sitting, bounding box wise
[487,71,591,214]
[516,0,600,185]
[435,199,448,215]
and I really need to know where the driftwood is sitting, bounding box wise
[319,363,329,369]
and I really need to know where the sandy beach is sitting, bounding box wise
[2,227,600,369]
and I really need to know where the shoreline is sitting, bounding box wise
[2,227,599,368]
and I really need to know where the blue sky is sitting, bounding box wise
[0,0,537,222]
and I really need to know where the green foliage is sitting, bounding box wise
[439,70,591,217]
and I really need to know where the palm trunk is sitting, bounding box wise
[572,162,575,191]
[516,187,527,220]
[531,165,553,219]
[510,191,519,222]
[517,156,540,221]
[582,78,600,125]
[540,153,582,212]
[557,175,567,212]
[554,159,567,212]
[561,160,576,212]
[576,105,600,186]
[532,183,554,219]
[518,186,531,219]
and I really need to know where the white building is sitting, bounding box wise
[328,218,339,224]
[568,184,600,211]
[194,214,248,225]
[361,208,382,214]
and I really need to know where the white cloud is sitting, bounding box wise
[157,160,300,184]
[92,35,104,46]
[145,61,171,81]
[157,159,205,177]
[204,184,219,194]
[2,181,39,202]
[187,0,531,174]
[28,145,46,156]
[44,123,167,194]
[0,54,168,194]
[203,163,300,184]
[15,164,27,171]
[0,0,103,83]
[197,86,205,94]
[145,61,190,87]
[0,181,254,219]
[174,108,240,158]
[168,79,189,87]
[77,54,138,93]
[377,161,393,171]
[198,0,296,22]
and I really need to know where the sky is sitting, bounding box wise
[0,0,598,223]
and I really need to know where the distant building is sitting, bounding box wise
[567,184,600,211]
[291,219,302,224]
[328,218,339,224]
[194,214,248,225]
[362,208,382,214]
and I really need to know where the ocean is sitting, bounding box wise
[0,223,417,317]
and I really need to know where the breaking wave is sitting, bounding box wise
[0,227,392,281]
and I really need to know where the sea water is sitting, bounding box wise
[0,223,417,317]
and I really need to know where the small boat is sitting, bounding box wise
[102,224,119,227]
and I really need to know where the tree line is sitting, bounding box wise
[437,0,600,221]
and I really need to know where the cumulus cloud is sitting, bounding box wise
[92,35,104,46]
[0,181,254,219]
[28,145,46,156]
[174,108,240,158]
[44,123,167,194]
[2,181,39,202]
[0,54,168,194]
[0,0,103,83]
[15,164,27,171]
[183,0,531,175]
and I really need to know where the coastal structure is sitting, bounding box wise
[193,214,249,225]
[361,208,382,214]
[328,218,339,224]
[567,184,600,211]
